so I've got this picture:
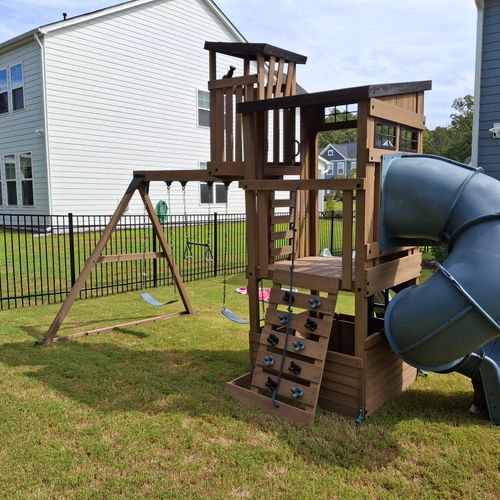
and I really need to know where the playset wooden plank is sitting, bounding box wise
[369,98,426,129]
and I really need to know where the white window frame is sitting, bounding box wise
[337,161,345,176]
[4,153,18,206]
[0,67,8,115]
[1,152,35,207]
[19,152,34,207]
[198,161,227,206]
[197,89,210,128]
[327,149,334,157]
[10,63,24,112]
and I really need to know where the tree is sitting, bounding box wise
[423,95,473,162]
[318,110,357,149]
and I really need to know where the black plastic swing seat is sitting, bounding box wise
[140,292,178,307]
[221,307,249,324]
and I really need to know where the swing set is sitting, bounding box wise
[42,40,432,428]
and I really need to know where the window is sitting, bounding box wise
[327,149,334,157]
[20,153,33,206]
[4,154,17,205]
[337,161,345,176]
[400,127,419,152]
[0,69,7,114]
[199,161,228,204]
[375,121,396,150]
[197,90,210,127]
[11,64,24,111]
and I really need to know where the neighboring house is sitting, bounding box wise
[319,142,357,178]
[472,0,500,179]
[0,0,248,216]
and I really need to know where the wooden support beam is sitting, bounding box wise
[97,252,165,263]
[133,170,222,183]
[50,312,187,343]
[208,74,258,90]
[239,178,364,191]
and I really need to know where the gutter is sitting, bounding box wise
[34,31,53,214]
[471,0,484,166]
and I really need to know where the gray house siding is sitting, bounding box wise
[478,0,500,178]
[0,40,49,215]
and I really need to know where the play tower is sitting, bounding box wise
[202,42,431,424]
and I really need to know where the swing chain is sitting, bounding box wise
[166,182,177,298]
[221,182,231,310]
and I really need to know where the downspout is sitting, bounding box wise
[471,0,483,166]
[34,30,53,214]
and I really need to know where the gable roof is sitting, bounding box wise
[332,142,357,160]
[319,142,357,160]
[0,0,246,54]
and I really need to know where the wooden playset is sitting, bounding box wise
[43,42,431,425]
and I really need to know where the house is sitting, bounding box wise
[0,0,248,216]
[472,0,500,179]
[319,142,357,178]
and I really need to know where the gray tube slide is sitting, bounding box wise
[380,154,500,424]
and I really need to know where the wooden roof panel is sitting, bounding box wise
[204,42,308,64]
[237,81,432,113]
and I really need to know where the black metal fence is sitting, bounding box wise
[0,212,342,310]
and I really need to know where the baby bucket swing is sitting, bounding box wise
[140,182,178,307]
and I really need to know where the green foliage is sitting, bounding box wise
[319,111,358,149]
[323,194,337,215]
[431,245,448,264]
[424,95,474,162]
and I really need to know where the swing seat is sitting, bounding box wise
[221,307,249,324]
[141,292,177,307]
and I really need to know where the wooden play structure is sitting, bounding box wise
[43,41,431,425]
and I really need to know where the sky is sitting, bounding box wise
[0,0,478,128]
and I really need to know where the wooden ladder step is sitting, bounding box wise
[272,199,294,208]
[270,230,294,241]
[271,246,293,257]
[271,215,292,225]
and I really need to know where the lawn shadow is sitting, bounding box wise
[0,340,485,470]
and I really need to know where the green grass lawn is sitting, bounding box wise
[0,273,497,498]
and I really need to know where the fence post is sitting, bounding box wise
[213,212,218,277]
[68,213,76,287]
[152,223,158,288]
[329,211,335,254]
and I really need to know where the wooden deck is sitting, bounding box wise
[268,256,354,291]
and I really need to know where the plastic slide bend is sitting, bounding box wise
[379,154,500,424]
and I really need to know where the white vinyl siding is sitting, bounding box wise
[0,40,49,214]
[43,0,245,215]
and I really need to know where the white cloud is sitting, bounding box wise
[0,0,478,127]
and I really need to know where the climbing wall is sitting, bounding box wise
[248,269,340,424]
